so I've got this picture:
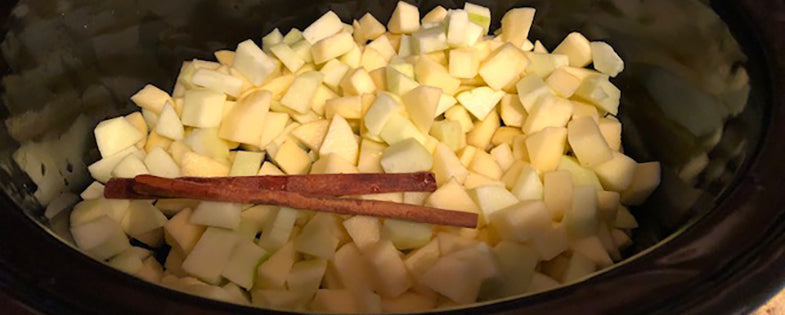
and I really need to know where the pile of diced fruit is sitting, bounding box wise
[63,2,661,313]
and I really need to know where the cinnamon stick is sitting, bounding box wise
[129,175,477,228]
[104,172,436,199]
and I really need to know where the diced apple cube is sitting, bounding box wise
[490,200,551,242]
[402,85,441,133]
[552,32,592,67]
[448,47,479,79]
[564,185,599,238]
[411,25,448,54]
[270,42,305,73]
[425,177,480,215]
[281,71,324,114]
[165,208,206,255]
[444,105,474,133]
[562,252,596,283]
[180,152,230,177]
[144,147,181,178]
[380,138,432,173]
[273,140,312,175]
[546,68,581,98]
[94,117,145,158]
[131,84,172,114]
[320,115,359,165]
[556,155,602,190]
[354,13,386,43]
[221,241,269,290]
[431,142,469,185]
[530,223,569,260]
[479,43,529,90]
[526,126,567,172]
[510,164,543,201]
[499,94,527,127]
[256,241,297,289]
[233,39,278,86]
[192,68,243,97]
[71,215,130,260]
[570,236,612,268]
[111,154,148,178]
[522,95,574,134]
[620,161,661,205]
[484,241,539,298]
[592,151,637,192]
[467,109,500,150]
[500,8,536,47]
[516,73,552,113]
[383,219,433,250]
[590,41,624,77]
[464,2,491,33]
[341,67,377,95]
[469,185,519,221]
[229,151,264,176]
[388,1,420,34]
[181,227,238,284]
[420,254,482,304]
[364,240,412,297]
[573,74,621,115]
[303,11,343,44]
[190,201,243,230]
[155,102,184,140]
[259,112,290,149]
[456,86,505,120]
[182,89,226,128]
[414,56,460,95]
[257,207,298,252]
[468,150,502,180]
[543,170,573,220]
[380,113,426,145]
[568,116,613,167]
[311,32,355,64]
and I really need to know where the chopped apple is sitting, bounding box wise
[311,32,355,64]
[388,1,420,34]
[180,152,230,177]
[383,219,433,250]
[526,126,567,172]
[564,185,599,238]
[500,8,535,47]
[522,95,574,134]
[568,116,613,167]
[257,207,298,252]
[530,223,569,261]
[111,154,149,178]
[190,201,243,230]
[552,32,592,67]
[181,89,226,128]
[592,152,637,192]
[546,68,581,98]
[570,236,612,268]
[411,24,448,54]
[556,155,602,190]
[499,94,527,128]
[320,115,359,165]
[379,113,426,145]
[232,39,278,86]
[192,68,243,97]
[364,240,412,297]
[510,164,543,201]
[144,147,181,178]
[456,86,505,120]
[182,227,238,284]
[469,185,519,222]
[478,43,529,90]
[270,42,305,73]
[489,200,551,242]
[222,241,269,290]
[219,90,271,145]
[590,41,624,77]
[229,151,264,176]
[273,140,312,175]
[573,73,620,115]
[466,109,500,150]
[420,254,482,304]
[303,11,343,44]
[131,84,172,114]
[259,112,289,149]
[543,170,573,220]
[516,73,553,112]
[562,252,596,283]
[354,13,386,43]
[620,161,661,206]
[431,143,469,185]
[342,67,378,96]
[448,47,479,79]
[380,138,433,173]
[165,208,206,255]
[464,2,491,34]
[402,85,441,133]
[414,56,460,95]
[294,213,340,260]
[94,116,145,158]
[155,102,184,141]
[280,71,324,114]
[256,241,298,289]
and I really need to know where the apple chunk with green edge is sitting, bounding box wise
[383,219,433,250]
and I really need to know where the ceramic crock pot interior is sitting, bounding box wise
[0,0,782,314]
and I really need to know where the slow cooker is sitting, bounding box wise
[0,0,783,313]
